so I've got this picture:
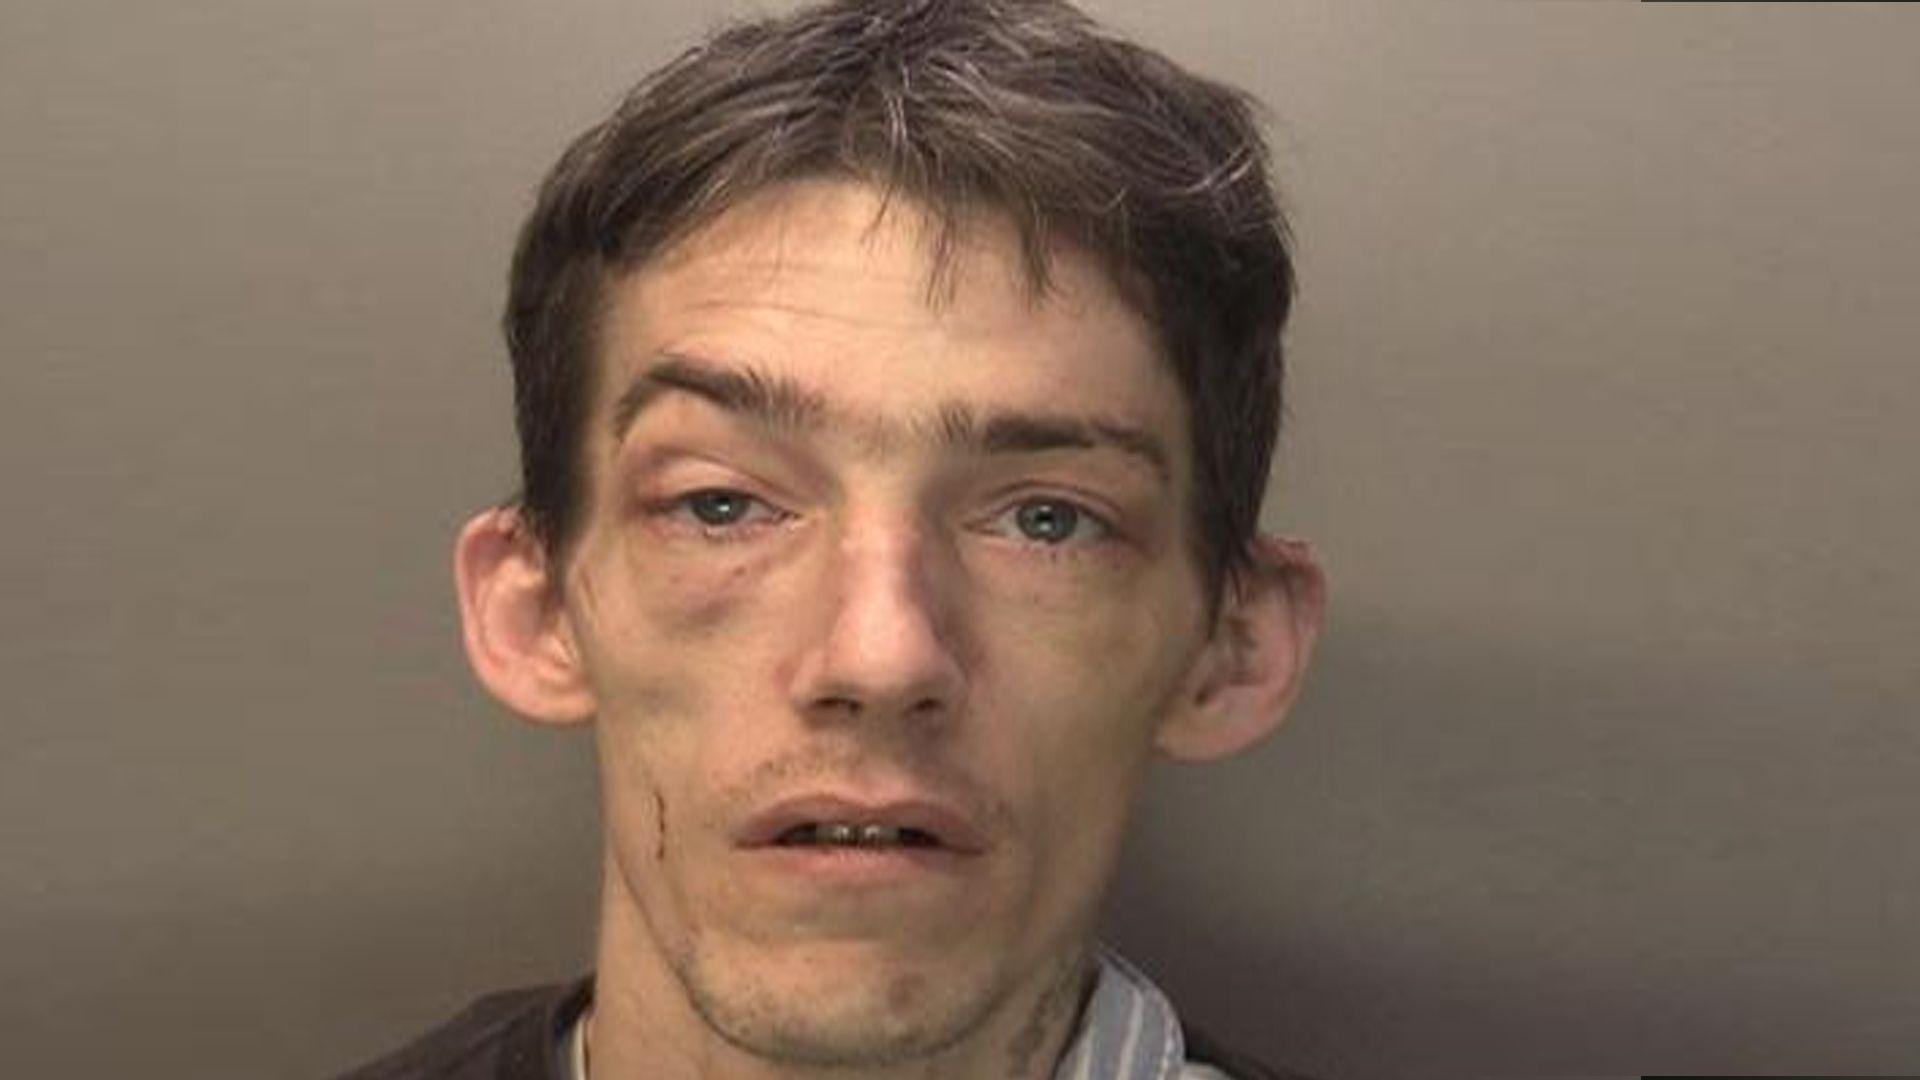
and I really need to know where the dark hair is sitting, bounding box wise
[504,0,1293,622]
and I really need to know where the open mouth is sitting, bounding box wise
[738,794,986,856]
[773,822,944,849]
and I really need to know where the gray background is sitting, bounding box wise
[4,1,1917,1077]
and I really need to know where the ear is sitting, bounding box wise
[453,507,596,726]
[1155,534,1326,762]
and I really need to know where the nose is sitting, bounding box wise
[787,512,967,728]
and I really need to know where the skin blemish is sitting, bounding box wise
[886,972,927,1013]
[675,586,736,639]
[630,544,758,641]
[654,790,668,862]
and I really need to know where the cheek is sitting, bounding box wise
[572,534,784,693]
[572,537,794,819]
[617,515,844,659]
[635,543,765,641]
[972,577,1200,854]
[982,569,1195,721]
[975,595,1183,798]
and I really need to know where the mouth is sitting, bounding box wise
[773,822,944,849]
[736,794,988,858]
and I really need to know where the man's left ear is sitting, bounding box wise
[1156,535,1327,762]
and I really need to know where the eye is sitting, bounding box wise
[684,489,759,527]
[644,487,789,540]
[989,497,1111,547]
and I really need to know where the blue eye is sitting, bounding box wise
[685,489,756,527]
[645,488,788,541]
[999,497,1109,546]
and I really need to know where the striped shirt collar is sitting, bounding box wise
[1053,945,1203,1080]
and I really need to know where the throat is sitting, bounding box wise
[1004,948,1100,1080]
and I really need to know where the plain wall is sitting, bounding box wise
[4,2,1918,1077]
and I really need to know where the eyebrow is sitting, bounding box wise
[611,353,1171,486]
[613,355,827,438]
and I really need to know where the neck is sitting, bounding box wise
[584,867,1096,1080]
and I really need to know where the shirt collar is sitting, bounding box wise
[1051,945,1188,1080]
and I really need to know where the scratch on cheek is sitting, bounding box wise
[654,791,667,862]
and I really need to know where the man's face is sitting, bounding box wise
[558,180,1214,1065]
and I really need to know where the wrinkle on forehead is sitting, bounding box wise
[644,178,1056,311]
[608,180,1169,394]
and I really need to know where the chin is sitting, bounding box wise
[676,936,1009,1069]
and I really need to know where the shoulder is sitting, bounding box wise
[334,979,590,1080]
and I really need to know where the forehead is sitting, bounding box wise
[593,180,1189,465]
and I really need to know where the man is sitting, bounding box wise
[345,0,1324,1076]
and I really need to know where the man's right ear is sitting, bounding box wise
[453,508,596,726]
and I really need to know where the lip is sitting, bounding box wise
[735,793,989,855]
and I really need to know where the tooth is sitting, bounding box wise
[790,822,913,847]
